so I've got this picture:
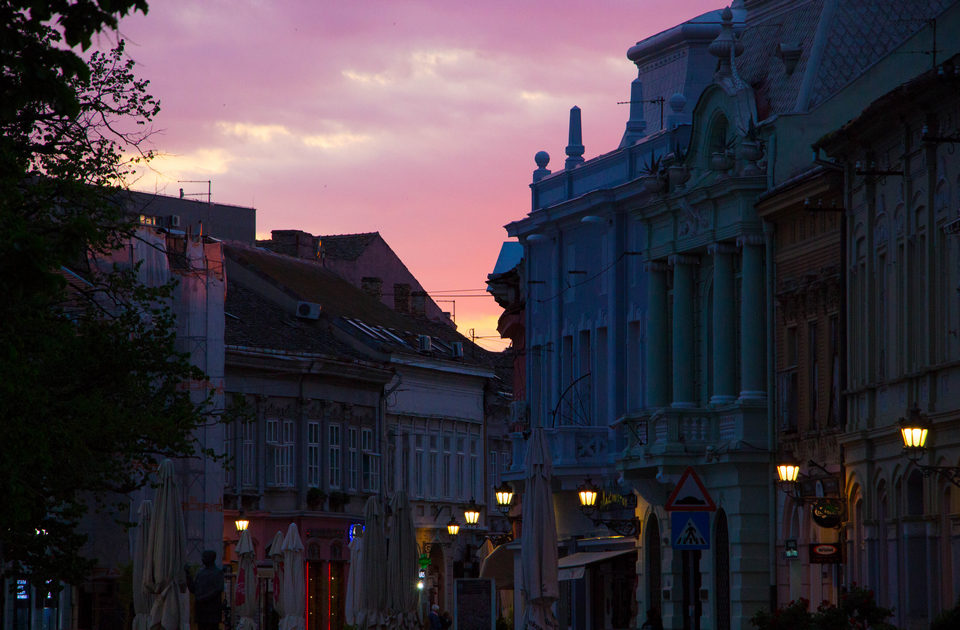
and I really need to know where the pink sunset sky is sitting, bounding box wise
[109,0,723,350]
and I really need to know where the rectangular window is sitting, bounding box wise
[442,435,452,498]
[307,421,321,487]
[328,424,341,490]
[828,315,840,427]
[415,434,425,498]
[362,428,379,492]
[401,431,410,492]
[224,421,236,487]
[348,427,359,491]
[809,322,819,430]
[241,421,255,487]
[456,436,465,498]
[266,418,294,487]
[470,437,479,500]
[429,434,439,498]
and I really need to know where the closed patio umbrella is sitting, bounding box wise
[519,428,559,630]
[269,530,286,621]
[387,491,419,629]
[144,459,189,630]
[235,528,258,630]
[279,523,305,630]
[358,496,388,629]
[344,525,364,626]
[131,500,154,630]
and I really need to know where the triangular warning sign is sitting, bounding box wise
[675,517,707,546]
[665,467,716,511]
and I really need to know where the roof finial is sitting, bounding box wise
[533,151,551,183]
[565,106,585,169]
[620,78,647,147]
[708,6,743,78]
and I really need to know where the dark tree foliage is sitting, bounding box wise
[1,2,223,588]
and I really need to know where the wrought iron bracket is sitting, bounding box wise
[588,516,641,538]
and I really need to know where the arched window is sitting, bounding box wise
[645,514,662,618]
[907,469,924,516]
[714,509,731,630]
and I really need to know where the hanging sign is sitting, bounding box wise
[809,542,842,564]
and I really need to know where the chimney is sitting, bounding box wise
[394,283,411,314]
[361,277,383,299]
[269,229,317,259]
[411,290,427,317]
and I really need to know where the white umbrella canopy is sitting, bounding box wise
[358,496,388,629]
[520,428,559,630]
[143,459,189,630]
[269,530,286,621]
[131,500,153,630]
[344,525,364,626]
[235,528,258,630]
[386,491,420,629]
[279,523,305,630]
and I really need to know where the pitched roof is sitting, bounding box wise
[734,0,951,118]
[317,232,379,261]
[224,241,492,365]
[807,0,952,111]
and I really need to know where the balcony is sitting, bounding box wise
[616,405,768,473]
[506,425,614,487]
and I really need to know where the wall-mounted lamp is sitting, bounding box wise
[463,499,481,526]
[576,478,640,537]
[899,403,960,487]
[235,509,249,533]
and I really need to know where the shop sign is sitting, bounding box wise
[809,542,842,564]
[811,500,843,529]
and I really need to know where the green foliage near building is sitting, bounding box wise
[0,1,223,589]
[750,586,896,630]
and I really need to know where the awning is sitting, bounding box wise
[479,543,514,589]
[557,548,634,581]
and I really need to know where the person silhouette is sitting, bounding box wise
[186,550,225,630]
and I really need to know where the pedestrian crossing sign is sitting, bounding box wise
[670,511,710,550]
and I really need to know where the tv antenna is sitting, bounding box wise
[178,180,212,204]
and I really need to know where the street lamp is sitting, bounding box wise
[899,404,960,487]
[463,499,481,526]
[776,461,801,484]
[577,479,600,512]
[446,516,460,537]
[494,482,514,514]
[576,478,639,538]
[235,510,249,533]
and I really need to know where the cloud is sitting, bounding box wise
[216,122,291,142]
[342,69,392,85]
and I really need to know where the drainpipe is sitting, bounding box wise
[381,372,403,498]
[763,220,777,612]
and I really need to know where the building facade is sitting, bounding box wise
[493,1,960,629]
[817,50,960,629]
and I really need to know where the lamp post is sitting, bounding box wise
[899,404,960,487]
[576,478,639,538]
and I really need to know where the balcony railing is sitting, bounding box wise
[507,425,612,477]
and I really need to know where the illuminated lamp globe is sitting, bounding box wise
[577,479,600,509]
[776,463,801,483]
[463,499,481,526]
[899,404,929,452]
[494,482,514,513]
[446,516,460,536]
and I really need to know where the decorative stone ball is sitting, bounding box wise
[535,151,550,168]
[668,93,687,113]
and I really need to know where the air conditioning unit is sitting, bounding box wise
[417,334,432,352]
[451,342,463,358]
[169,215,181,228]
[296,301,322,320]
